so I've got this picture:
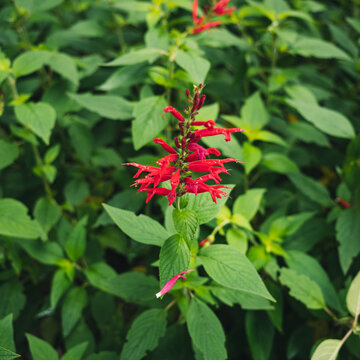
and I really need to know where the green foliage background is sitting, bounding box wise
[0,0,359,359]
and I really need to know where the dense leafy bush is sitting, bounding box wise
[0,0,359,359]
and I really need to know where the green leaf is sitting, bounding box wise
[50,268,73,309]
[65,216,87,261]
[241,91,269,130]
[14,102,56,145]
[346,271,360,317]
[199,245,274,301]
[131,95,168,150]
[47,53,78,86]
[242,142,261,174]
[103,204,169,246]
[336,209,360,274]
[19,239,64,265]
[64,179,89,206]
[105,48,164,66]
[263,153,299,174]
[15,0,64,13]
[159,234,191,288]
[226,228,248,254]
[286,251,343,313]
[186,298,227,360]
[245,311,274,360]
[120,309,167,360]
[0,346,20,360]
[172,209,199,241]
[0,140,19,170]
[0,198,42,239]
[26,334,58,360]
[34,197,61,234]
[61,342,88,360]
[12,50,50,77]
[68,93,133,120]
[311,339,341,360]
[287,172,332,206]
[0,281,26,321]
[279,268,325,309]
[287,100,355,139]
[175,50,210,84]
[202,134,243,161]
[233,188,266,221]
[288,122,330,147]
[0,314,15,352]
[62,287,88,337]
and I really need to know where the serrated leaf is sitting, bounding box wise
[159,234,190,288]
[120,309,167,360]
[131,95,168,150]
[336,209,360,274]
[233,188,266,221]
[14,102,56,144]
[187,298,227,360]
[0,346,20,360]
[0,314,15,352]
[172,209,199,241]
[346,271,360,317]
[279,268,325,309]
[175,50,210,84]
[0,140,19,170]
[0,198,42,239]
[311,339,341,360]
[199,245,274,301]
[68,93,133,120]
[26,334,58,360]
[103,204,169,246]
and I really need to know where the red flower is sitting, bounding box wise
[124,84,244,206]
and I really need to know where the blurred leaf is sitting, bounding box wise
[65,216,87,261]
[103,204,169,246]
[105,48,163,67]
[132,95,168,150]
[64,179,89,206]
[50,268,73,310]
[34,197,61,234]
[0,282,25,320]
[120,309,166,360]
[311,339,341,360]
[242,142,261,174]
[18,240,64,265]
[62,342,88,360]
[12,50,50,77]
[26,334,57,360]
[0,140,19,171]
[226,228,248,254]
[68,93,133,120]
[187,298,227,360]
[246,311,274,360]
[346,271,360,317]
[159,234,190,288]
[241,91,268,130]
[287,100,355,139]
[233,188,266,221]
[0,346,20,360]
[0,314,15,352]
[279,268,325,309]
[47,52,79,86]
[288,122,330,147]
[14,102,56,145]
[175,50,210,84]
[15,0,63,13]
[336,209,360,274]
[200,245,274,301]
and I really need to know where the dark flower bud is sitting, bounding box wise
[174,137,180,148]
[185,89,190,97]
[197,94,206,109]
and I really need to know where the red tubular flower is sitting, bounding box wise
[124,84,244,205]
[213,0,236,15]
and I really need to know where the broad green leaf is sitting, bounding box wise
[245,311,274,360]
[68,123,93,164]
[202,134,243,161]
[159,234,191,288]
[68,93,133,120]
[19,240,64,265]
[120,309,167,360]
[65,216,87,261]
[0,140,19,170]
[287,100,355,139]
[172,209,199,241]
[196,103,219,121]
[336,209,360,274]
[199,245,274,301]
[26,334,58,360]
[14,102,56,144]
[0,346,20,360]
[242,142,261,174]
[211,286,273,310]
[196,28,250,50]
[0,314,15,352]
[253,130,287,146]
[12,50,50,77]
[50,268,73,309]
[47,52,78,86]
[61,342,88,360]
[241,91,268,130]
[62,287,88,336]
[34,197,61,234]
[346,271,360,317]
[64,179,89,206]
[103,204,169,246]
[279,268,325,309]
[288,122,330,147]
[263,153,299,174]
[0,198,42,239]
[233,188,266,221]
[187,298,227,360]
[226,228,248,254]
[285,84,318,104]
[0,282,25,320]
[175,50,210,84]
[286,251,343,313]
[311,339,341,360]
[287,172,332,206]
[105,48,164,66]
[15,0,63,13]
[131,95,168,150]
